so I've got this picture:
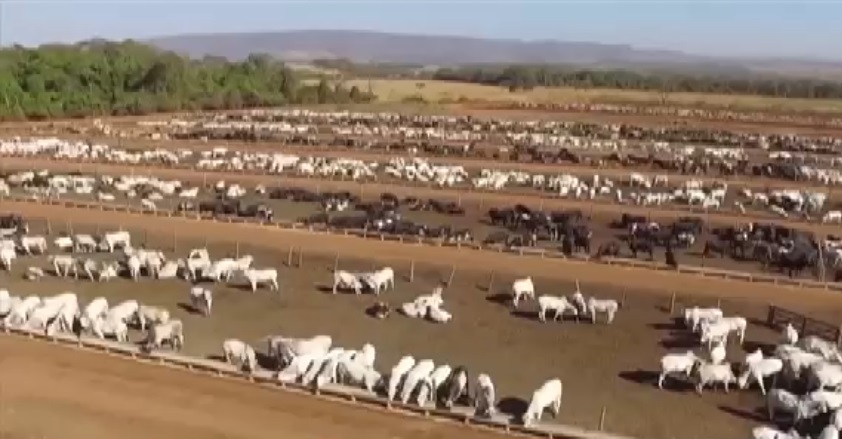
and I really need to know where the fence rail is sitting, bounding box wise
[0,326,634,439]
[5,195,842,293]
[766,305,842,344]
[0,153,827,229]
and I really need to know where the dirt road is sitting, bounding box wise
[0,335,514,439]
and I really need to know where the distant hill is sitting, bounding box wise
[146,29,842,78]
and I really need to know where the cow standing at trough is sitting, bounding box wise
[523,378,563,427]
[144,319,185,351]
[222,339,258,373]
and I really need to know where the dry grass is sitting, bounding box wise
[347,79,842,114]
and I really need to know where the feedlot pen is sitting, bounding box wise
[2,216,839,439]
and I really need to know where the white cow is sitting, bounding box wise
[709,340,727,365]
[512,277,535,308]
[26,300,65,331]
[332,270,365,295]
[808,361,842,391]
[100,231,131,252]
[586,297,620,324]
[659,351,698,389]
[49,255,77,278]
[417,364,452,407]
[157,261,179,279]
[242,268,279,292]
[4,295,41,327]
[0,247,16,271]
[473,373,496,418]
[46,300,80,336]
[106,300,140,324]
[387,356,416,401]
[136,305,170,331]
[74,234,98,253]
[693,361,737,393]
[400,359,435,405]
[335,358,382,392]
[222,339,258,372]
[364,267,395,295]
[783,323,799,345]
[79,297,109,328]
[53,236,74,252]
[18,235,47,255]
[537,295,578,322]
[189,286,213,316]
[98,262,119,281]
[91,316,129,342]
[145,319,184,351]
[738,351,783,395]
[522,378,563,427]
[267,335,332,369]
[684,307,723,332]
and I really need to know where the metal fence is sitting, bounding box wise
[766,305,842,344]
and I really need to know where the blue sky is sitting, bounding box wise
[0,1,839,60]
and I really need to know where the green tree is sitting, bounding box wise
[0,40,376,120]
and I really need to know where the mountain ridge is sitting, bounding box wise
[145,29,842,78]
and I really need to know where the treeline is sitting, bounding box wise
[433,65,842,100]
[0,41,376,120]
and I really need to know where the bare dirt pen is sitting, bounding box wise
[5,202,842,439]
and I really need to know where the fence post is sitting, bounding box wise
[621,290,627,308]
[333,253,339,272]
[766,304,775,327]
[837,325,842,347]
[235,241,241,259]
[716,298,722,309]
[669,292,676,315]
[486,271,495,292]
[446,266,456,286]
[46,219,52,235]
[409,260,415,282]
[172,231,178,253]
[801,317,808,338]
[286,247,294,267]
[297,248,303,268]
[598,406,607,431]
[67,220,74,236]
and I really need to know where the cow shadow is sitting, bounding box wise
[206,354,226,362]
[747,317,770,328]
[510,310,541,322]
[177,302,201,315]
[618,370,659,386]
[485,293,512,308]
[658,332,699,349]
[255,352,276,370]
[718,405,768,423]
[649,318,685,330]
[497,397,528,422]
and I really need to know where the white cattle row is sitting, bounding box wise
[0,290,183,351]
[513,278,620,325]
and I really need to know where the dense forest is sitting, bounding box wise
[433,65,842,99]
[0,41,375,120]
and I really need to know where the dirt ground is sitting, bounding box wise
[5,202,837,439]
[0,335,520,439]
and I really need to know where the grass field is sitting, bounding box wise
[346,79,842,115]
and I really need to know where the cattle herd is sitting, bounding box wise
[3,108,842,439]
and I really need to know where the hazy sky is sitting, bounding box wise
[1,0,839,60]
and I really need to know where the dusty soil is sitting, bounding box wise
[0,335,516,439]
[5,202,839,439]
